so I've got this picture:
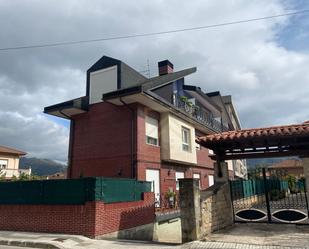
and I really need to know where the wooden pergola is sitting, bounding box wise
[197,121,309,176]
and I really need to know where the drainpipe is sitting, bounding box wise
[119,98,136,179]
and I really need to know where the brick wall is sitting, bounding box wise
[70,102,135,179]
[0,192,154,238]
[69,102,217,196]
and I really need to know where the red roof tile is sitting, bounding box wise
[197,121,309,144]
[0,145,26,156]
[269,159,302,169]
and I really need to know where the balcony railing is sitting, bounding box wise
[172,94,229,132]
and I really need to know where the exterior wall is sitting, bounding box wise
[0,153,20,178]
[160,113,197,164]
[0,192,154,239]
[196,146,214,168]
[89,66,118,104]
[70,102,134,178]
[136,106,215,195]
[136,105,161,165]
[270,167,304,178]
[70,102,216,197]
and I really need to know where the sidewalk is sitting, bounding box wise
[0,231,178,249]
[0,230,308,249]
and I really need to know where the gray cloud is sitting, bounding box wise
[0,0,308,161]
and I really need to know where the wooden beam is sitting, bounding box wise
[217,150,309,160]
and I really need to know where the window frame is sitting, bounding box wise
[175,171,185,191]
[181,126,191,152]
[0,159,8,169]
[145,116,159,146]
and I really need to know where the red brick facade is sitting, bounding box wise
[69,102,216,197]
[0,192,154,238]
[70,102,134,179]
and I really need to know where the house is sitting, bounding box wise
[269,159,304,178]
[0,145,30,179]
[44,56,245,202]
[206,92,247,179]
[46,171,67,180]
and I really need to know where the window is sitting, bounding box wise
[195,139,201,150]
[182,127,191,151]
[146,116,159,146]
[208,175,214,187]
[175,171,185,190]
[0,159,7,169]
[193,173,201,188]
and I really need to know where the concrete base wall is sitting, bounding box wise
[99,217,182,244]
[154,218,182,244]
[97,223,155,241]
[200,182,233,237]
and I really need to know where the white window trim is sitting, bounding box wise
[193,173,201,188]
[145,116,159,146]
[182,126,191,152]
[175,171,185,191]
[0,159,8,169]
[208,174,214,187]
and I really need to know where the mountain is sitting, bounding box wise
[246,157,298,169]
[19,157,67,176]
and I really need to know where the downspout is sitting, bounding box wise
[119,98,136,179]
[59,109,74,178]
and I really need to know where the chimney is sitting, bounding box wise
[158,60,174,76]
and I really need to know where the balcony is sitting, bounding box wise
[172,94,229,132]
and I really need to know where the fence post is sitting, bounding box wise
[262,168,272,223]
[302,158,309,194]
[179,178,201,243]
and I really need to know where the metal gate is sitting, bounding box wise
[230,168,309,224]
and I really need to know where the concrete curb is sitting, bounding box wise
[0,239,63,249]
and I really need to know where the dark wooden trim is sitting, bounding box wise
[210,149,309,160]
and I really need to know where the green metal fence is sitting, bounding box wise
[231,179,289,200]
[0,177,151,205]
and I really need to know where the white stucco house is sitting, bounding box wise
[0,145,30,179]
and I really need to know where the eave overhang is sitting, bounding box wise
[103,87,220,134]
[44,96,89,120]
[183,85,222,116]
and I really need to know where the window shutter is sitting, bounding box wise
[146,116,158,139]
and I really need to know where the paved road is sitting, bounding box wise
[0,246,37,249]
[183,241,307,249]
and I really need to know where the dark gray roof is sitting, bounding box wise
[142,67,196,91]
[103,67,196,100]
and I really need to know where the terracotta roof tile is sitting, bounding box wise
[198,121,309,144]
[269,159,302,169]
[0,145,26,156]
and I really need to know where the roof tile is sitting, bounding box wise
[198,121,309,144]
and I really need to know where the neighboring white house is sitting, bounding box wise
[0,145,30,179]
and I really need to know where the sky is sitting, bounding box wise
[0,0,309,162]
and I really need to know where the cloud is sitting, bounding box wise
[0,0,309,161]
